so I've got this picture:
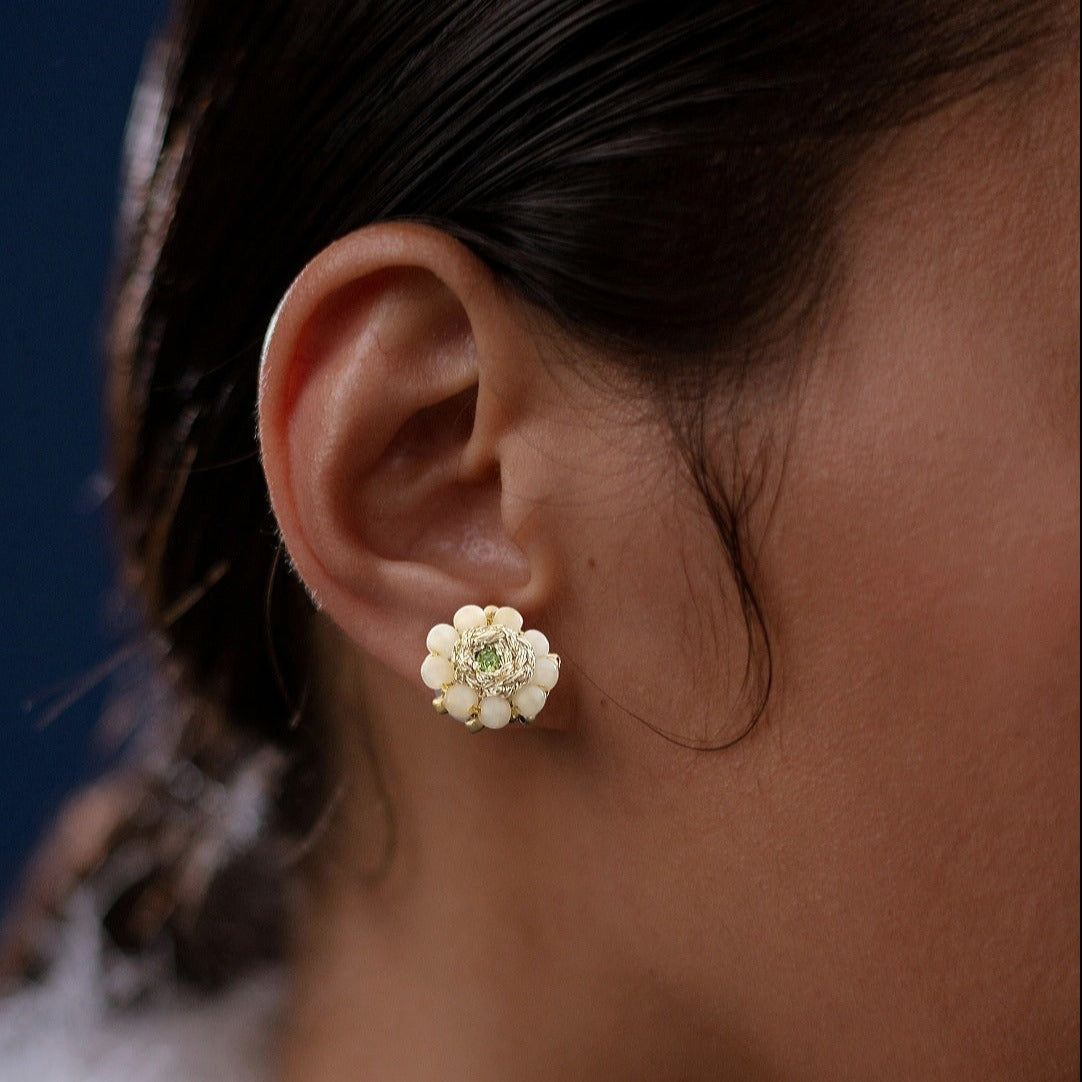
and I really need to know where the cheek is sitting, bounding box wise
[752,285,1080,1040]
[758,61,1081,973]
[774,386,1078,743]
[769,386,1079,841]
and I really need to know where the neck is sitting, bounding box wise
[282,870,678,1082]
[278,645,730,1082]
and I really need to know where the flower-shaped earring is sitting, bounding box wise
[421,605,561,732]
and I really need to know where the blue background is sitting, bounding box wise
[0,1,164,906]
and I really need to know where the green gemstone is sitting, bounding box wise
[474,645,502,673]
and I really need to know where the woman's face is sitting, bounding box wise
[281,50,1077,1082]
[511,53,1078,1078]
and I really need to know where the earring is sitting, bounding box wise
[421,605,561,732]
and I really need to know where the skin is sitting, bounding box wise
[259,48,1079,1082]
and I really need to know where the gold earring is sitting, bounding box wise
[421,605,560,732]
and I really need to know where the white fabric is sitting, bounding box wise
[0,897,281,1082]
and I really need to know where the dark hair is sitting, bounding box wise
[10,0,1067,992]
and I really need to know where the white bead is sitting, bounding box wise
[426,623,458,658]
[532,656,560,691]
[453,604,487,631]
[492,606,524,632]
[420,654,454,690]
[479,696,512,730]
[444,683,478,722]
[511,684,547,721]
[523,629,550,656]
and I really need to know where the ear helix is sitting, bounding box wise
[421,605,561,732]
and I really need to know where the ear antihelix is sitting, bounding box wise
[421,605,560,733]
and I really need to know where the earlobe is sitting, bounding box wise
[257,223,542,681]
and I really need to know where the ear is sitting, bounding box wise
[258,223,554,684]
